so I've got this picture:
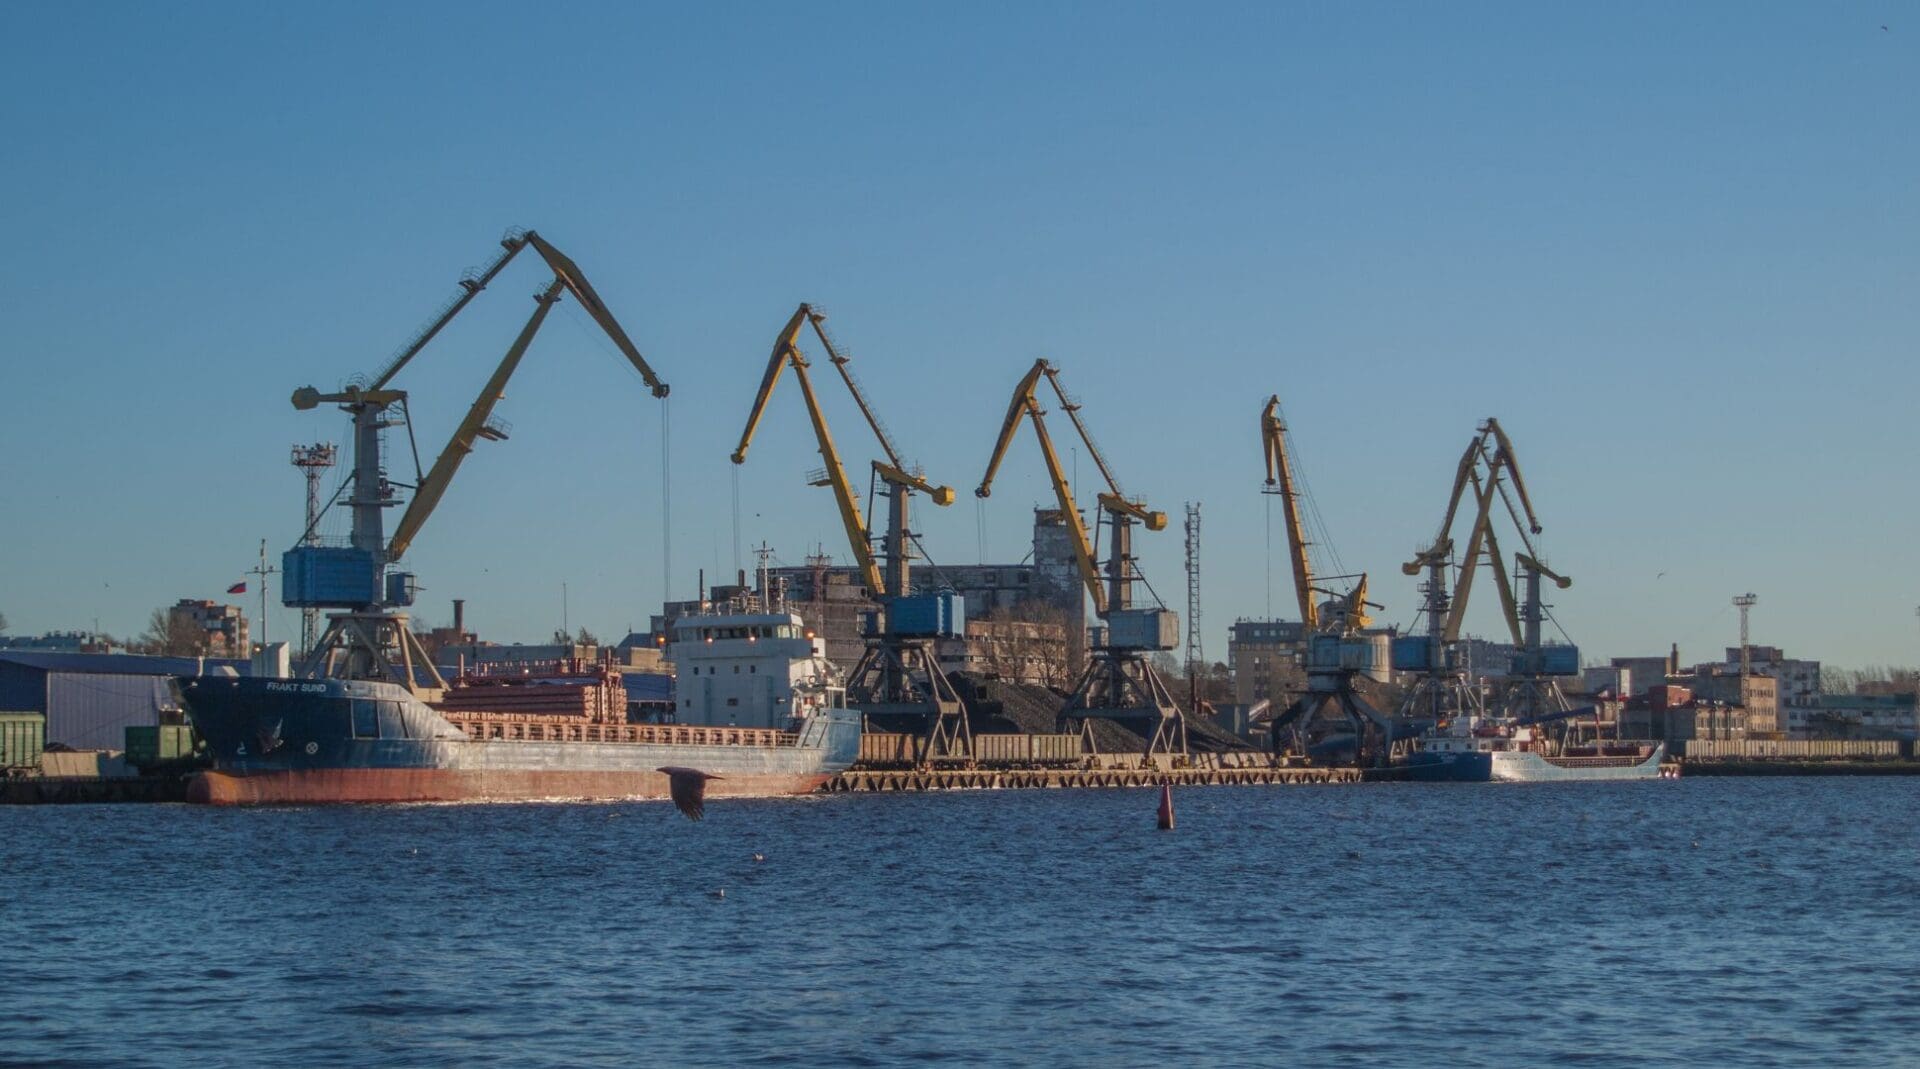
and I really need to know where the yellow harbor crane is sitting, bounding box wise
[1260,395,1373,635]
[731,304,967,761]
[1257,395,1392,764]
[285,228,667,692]
[1399,418,1575,725]
[977,359,1186,758]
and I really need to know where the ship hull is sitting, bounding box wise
[1488,745,1666,782]
[176,675,859,806]
[1404,743,1666,782]
[187,767,833,805]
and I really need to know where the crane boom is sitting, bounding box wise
[731,306,883,595]
[294,229,668,572]
[976,359,1107,614]
[368,231,529,391]
[361,229,667,399]
[386,277,565,563]
[1515,553,1572,589]
[1261,395,1317,630]
[1483,418,1541,534]
[811,311,902,470]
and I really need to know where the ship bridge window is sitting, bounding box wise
[351,700,379,739]
[377,701,407,740]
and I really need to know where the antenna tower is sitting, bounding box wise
[1184,502,1203,710]
[290,442,339,655]
[1733,593,1758,684]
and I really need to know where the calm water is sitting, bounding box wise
[3,778,1918,1068]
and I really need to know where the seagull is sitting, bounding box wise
[657,766,721,820]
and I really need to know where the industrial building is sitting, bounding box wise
[0,650,247,750]
[754,509,1089,672]
[1618,684,1750,744]
[1802,692,1919,739]
[1226,619,1395,708]
[1715,645,1821,734]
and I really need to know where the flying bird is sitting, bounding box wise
[657,766,721,820]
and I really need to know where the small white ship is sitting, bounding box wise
[1407,721,1666,782]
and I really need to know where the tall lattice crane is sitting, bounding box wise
[977,359,1185,758]
[1257,394,1392,764]
[1398,418,1574,726]
[731,304,967,762]
[284,228,667,692]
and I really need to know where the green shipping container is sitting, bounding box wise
[125,724,197,767]
[1,712,46,772]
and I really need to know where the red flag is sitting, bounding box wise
[227,582,247,594]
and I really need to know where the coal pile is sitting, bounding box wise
[952,674,1253,753]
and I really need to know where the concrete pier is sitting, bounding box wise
[826,765,1364,792]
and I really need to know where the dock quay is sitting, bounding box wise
[827,764,1364,792]
[2,776,190,805]
[1677,738,1920,776]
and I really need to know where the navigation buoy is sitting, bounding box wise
[1157,784,1175,830]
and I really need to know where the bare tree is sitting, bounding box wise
[0,609,9,634]
[1822,665,1920,695]
[977,604,1073,689]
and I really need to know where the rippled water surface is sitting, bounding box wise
[4,778,1919,1068]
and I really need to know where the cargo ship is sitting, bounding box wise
[177,607,860,806]
[1404,721,1665,782]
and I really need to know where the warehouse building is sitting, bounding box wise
[0,651,246,750]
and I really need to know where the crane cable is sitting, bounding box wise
[555,299,673,601]
[730,465,742,577]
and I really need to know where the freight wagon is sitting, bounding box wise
[1682,738,1905,760]
[857,730,1087,769]
[1,712,45,775]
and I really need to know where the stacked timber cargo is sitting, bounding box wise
[435,665,628,724]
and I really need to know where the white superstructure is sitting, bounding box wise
[666,610,843,730]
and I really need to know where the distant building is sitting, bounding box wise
[1452,637,1519,680]
[1718,646,1821,735]
[1226,620,1394,708]
[1690,668,1780,735]
[1580,665,1632,699]
[935,617,1070,687]
[1618,684,1747,744]
[1227,619,1308,707]
[168,600,248,657]
[724,509,1091,674]
[1611,645,1682,698]
[1803,693,1918,740]
[0,631,118,654]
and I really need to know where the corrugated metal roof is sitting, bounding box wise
[0,651,249,676]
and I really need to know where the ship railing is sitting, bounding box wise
[443,715,797,748]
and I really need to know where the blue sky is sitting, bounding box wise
[1,3,1914,667]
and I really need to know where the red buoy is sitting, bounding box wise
[1156,784,1175,830]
